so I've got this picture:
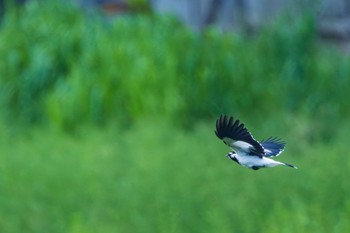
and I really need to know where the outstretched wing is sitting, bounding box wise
[260,137,286,157]
[215,115,264,157]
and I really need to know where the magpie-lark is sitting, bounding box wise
[215,115,297,170]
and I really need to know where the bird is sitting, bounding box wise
[215,115,297,170]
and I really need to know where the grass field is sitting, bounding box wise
[0,120,349,233]
[1,1,350,232]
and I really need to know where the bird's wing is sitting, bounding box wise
[260,137,286,157]
[215,115,264,157]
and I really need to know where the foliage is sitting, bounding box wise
[0,2,349,232]
[0,1,349,135]
[0,122,349,233]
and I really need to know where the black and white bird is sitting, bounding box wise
[215,115,297,170]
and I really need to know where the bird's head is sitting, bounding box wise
[226,151,236,159]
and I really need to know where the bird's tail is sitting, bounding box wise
[283,162,298,169]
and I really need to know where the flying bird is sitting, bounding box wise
[215,115,297,170]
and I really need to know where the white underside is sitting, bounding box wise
[234,153,284,168]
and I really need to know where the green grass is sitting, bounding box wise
[0,2,350,232]
[0,121,349,233]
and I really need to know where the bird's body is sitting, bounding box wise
[226,151,295,170]
[215,115,297,170]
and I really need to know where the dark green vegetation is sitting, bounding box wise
[0,1,350,233]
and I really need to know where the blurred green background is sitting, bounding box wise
[1,1,350,233]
